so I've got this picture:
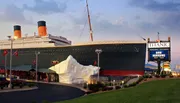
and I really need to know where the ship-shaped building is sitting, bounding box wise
[0,0,147,76]
[0,20,147,76]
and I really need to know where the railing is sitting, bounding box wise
[74,40,147,46]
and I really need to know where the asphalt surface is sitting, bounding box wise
[0,83,85,103]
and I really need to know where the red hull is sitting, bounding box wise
[100,70,144,76]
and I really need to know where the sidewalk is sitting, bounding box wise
[125,77,139,85]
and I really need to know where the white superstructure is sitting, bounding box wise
[0,34,72,49]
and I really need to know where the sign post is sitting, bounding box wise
[147,37,171,75]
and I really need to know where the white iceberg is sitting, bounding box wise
[49,55,99,84]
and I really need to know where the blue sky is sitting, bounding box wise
[0,0,179,67]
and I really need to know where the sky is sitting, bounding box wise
[0,0,179,68]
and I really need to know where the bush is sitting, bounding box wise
[83,83,87,89]
[128,82,137,87]
[144,74,153,78]
[149,75,152,78]
[124,84,128,88]
[115,86,121,89]
[143,75,149,78]
[0,86,4,90]
[160,74,166,78]
[155,75,160,78]
[125,77,143,88]
[136,77,144,84]
[27,82,36,87]
[88,82,105,92]
[169,75,174,78]
[144,78,147,81]
[103,86,113,91]
[42,100,50,103]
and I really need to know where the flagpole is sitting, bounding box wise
[8,37,13,88]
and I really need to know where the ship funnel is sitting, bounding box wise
[14,25,21,38]
[37,21,47,37]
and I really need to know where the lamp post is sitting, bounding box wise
[95,49,102,81]
[7,36,17,88]
[35,51,40,82]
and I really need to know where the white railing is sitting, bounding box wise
[74,40,147,46]
[0,42,56,49]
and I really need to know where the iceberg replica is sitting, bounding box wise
[49,55,99,84]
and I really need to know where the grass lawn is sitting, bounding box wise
[55,79,180,103]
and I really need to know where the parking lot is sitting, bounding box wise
[0,83,85,103]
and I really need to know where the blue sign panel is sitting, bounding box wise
[149,49,169,61]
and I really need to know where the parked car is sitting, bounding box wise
[0,77,9,89]
[10,78,25,89]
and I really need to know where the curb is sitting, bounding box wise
[0,87,38,93]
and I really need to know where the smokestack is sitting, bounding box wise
[37,21,47,36]
[14,25,21,38]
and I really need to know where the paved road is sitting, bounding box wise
[0,83,85,103]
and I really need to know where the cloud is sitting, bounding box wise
[0,4,32,24]
[129,0,180,12]
[129,0,180,32]
[135,15,141,20]
[157,12,180,30]
[71,12,131,35]
[137,22,160,32]
[23,0,67,15]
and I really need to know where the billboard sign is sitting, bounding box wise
[176,65,180,69]
[148,42,170,48]
[149,49,170,61]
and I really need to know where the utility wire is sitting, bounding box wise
[78,19,88,40]
[77,5,88,41]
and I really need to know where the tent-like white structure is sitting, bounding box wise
[49,55,99,84]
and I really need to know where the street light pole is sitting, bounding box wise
[35,51,40,82]
[95,49,102,82]
[7,36,17,88]
[8,36,13,88]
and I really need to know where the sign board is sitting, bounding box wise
[149,49,170,61]
[148,42,170,48]
[176,65,180,69]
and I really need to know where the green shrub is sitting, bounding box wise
[42,100,50,103]
[136,77,144,84]
[143,75,149,78]
[27,82,36,87]
[155,75,160,78]
[128,82,137,87]
[144,78,147,81]
[83,83,87,89]
[31,101,37,103]
[88,82,105,92]
[149,75,152,78]
[144,74,153,78]
[115,86,121,89]
[160,74,167,78]
[124,84,128,88]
